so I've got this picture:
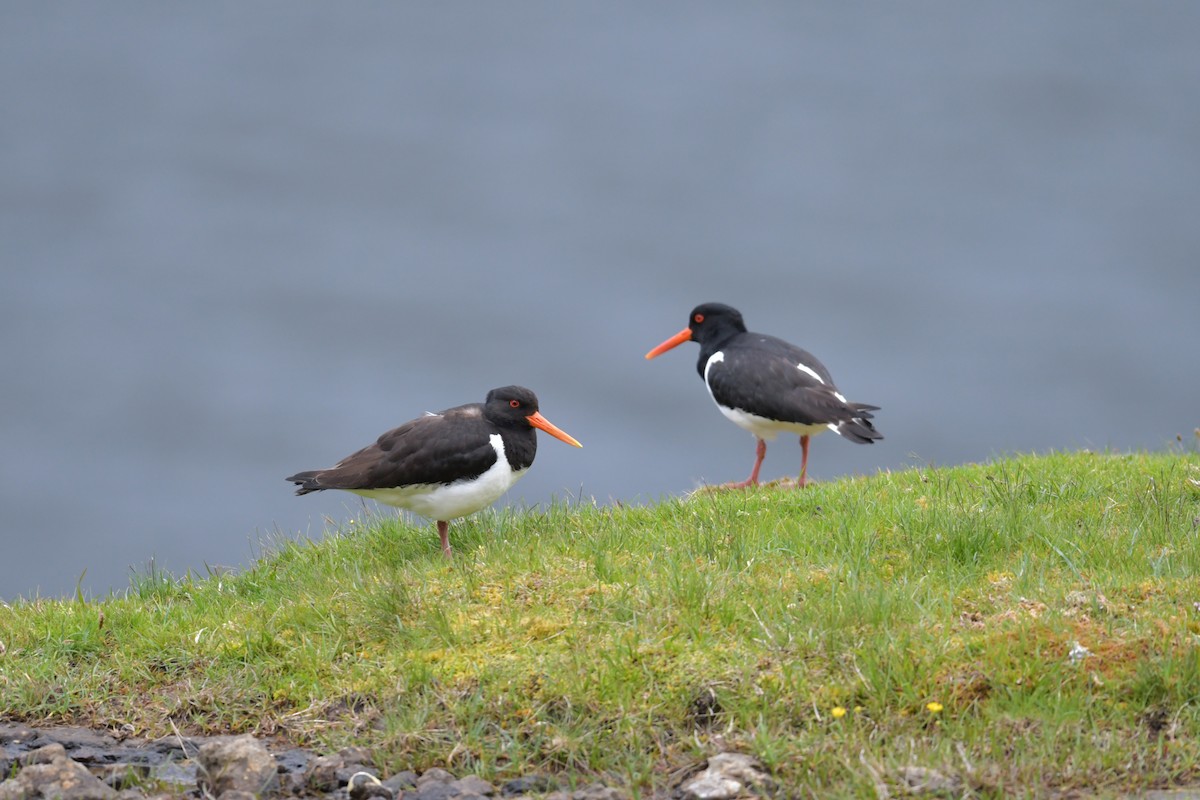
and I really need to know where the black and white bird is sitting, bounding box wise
[646,303,881,488]
[287,386,582,558]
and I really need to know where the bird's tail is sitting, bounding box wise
[286,471,325,496]
[836,403,883,444]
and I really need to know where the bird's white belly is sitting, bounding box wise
[351,434,527,521]
[715,404,832,441]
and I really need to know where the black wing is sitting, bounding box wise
[707,335,878,428]
[287,405,499,493]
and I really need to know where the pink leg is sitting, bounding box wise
[437,520,453,559]
[797,435,810,488]
[726,438,766,488]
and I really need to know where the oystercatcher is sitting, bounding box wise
[646,303,881,488]
[287,385,582,558]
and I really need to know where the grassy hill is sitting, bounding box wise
[3,451,1199,796]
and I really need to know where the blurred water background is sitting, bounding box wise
[3,3,1198,599]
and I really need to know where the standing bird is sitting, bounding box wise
[646,303,881,488]
[287,385,582,558]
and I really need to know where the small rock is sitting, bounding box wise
[309,750,376,793]
[24,744,68,765]
[195,735,279,797]
[273,748,313,776]
[676,773,740,800]
[451,776,495,796]
[383,771,419,793]
[0,753,118,800]
[677,753,773,800]
[148,760,197,791]
[272,749,310,795]
[408,782,458,800]
[501,775,557,796]
[276,772,307,797]
[306,754,345,792]
[417,768,456,787]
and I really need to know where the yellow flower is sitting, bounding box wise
[831,706,847,719]
[926,701,944,713]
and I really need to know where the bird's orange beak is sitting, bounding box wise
[645,327,692,359]
[527,412,583,447]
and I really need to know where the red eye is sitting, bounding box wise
[694,313,705,324]
[509,399,520,408]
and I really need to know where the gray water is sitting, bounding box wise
[3,3,1198,600]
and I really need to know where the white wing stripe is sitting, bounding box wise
[796,363,825,384]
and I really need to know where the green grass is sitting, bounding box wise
[3,451,1200,797]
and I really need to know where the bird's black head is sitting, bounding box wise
[645,302,748,362]
[683,303,747,345]
[485,385,541,427]
[484,385,582,447]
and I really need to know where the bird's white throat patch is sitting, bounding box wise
[703,351,725,384]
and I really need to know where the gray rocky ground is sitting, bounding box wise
[0,725,774,800]
[10,724,1199,799]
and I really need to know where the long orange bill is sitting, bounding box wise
[645,328,693,359]
[527,411,583,447]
